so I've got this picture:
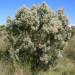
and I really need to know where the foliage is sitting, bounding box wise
[6,3,71,70]
[0,25,10,60]
[6,3,71,73]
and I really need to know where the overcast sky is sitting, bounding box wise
[0,0,75,25]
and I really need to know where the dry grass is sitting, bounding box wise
[0,59,14,75]
[38,58,75,75]
[64,35,75,61]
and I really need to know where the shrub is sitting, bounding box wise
[6,3,71,74]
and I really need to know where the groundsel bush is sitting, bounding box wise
[6,3,71,72]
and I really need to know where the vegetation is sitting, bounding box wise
[64,35,75,62]
[0,3,74,75]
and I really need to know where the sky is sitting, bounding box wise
[0,0,75,25]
